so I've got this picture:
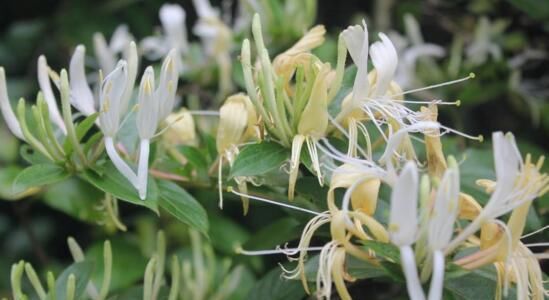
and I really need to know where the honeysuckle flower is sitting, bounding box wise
[426,158,460,300]
[94,25,134,74]
[134,50,180,199]
[388,161,426,300]
[37,55,67,134]
[388,14,445,90]
[272,24,326,82]
[99,61,139,189]
[241,14,342,200]
[216,93,257,213]
[163,108,196,146]
[446,132,549,254]
[141,4,189,62]
[465,17,507,67]
[0,67,24,140]
[136,67,158,199]
[69,45,96,116]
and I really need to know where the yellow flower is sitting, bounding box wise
[163,108,196,146]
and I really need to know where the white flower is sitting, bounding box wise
[156,49,179,120]
[93,25,133,73]
[465,17,506,66]
[135,50,180,200]
[0,67,24,140]
[389,161,420,246]
[427,164,460,300]
[446,131,548,253]
[99,61,128,138]
[69,45,96,116]
[141,4,188,61]
[370,33,398,98]
[136,67,158,140]
[37,55,67,134]
[389,161,426,300]
[341,20,369,112]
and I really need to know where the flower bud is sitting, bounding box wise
[163,108,196,146]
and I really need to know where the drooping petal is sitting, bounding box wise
[389,161,419,246]
[136,67,158,140]
[370,33,398,97]
[37,56,67,134]
[0,67,24,140]
[69,45,96,116]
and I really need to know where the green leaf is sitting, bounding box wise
[81,162,159,213]
[0,165,28,200]
[360,240,401,262]
[13,163,70,194]
[209,213,250,255]
[230,142,289,178]
[244,217,300,250]
[157,179,209,236]
[445,265,517,300]
[506,0,549,20]
[246,266,306,300]
[49,261,94,300]
[43,178,104,223]
[19,144,50,164]
[63,113,99,154]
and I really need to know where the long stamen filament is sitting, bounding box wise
[228,187,323,216]
[394,73,475,97]
[235,246,324,256]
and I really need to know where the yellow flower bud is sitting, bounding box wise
[273,25,326,80]
[216,93,257,154]
[163,108,196,146]
[297,63,331,137]
[420,105,447,179]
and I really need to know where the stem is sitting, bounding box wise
[105,137,137,187]
[427,251,445,300]
[137,139,150,200]
[400,246,426,300]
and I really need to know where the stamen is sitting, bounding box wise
[228,187,323,216]
[394,73,475,97]
[388,99,461,106]
[235,246,324,256]
[521,225,549,239]
[523,242,549,248]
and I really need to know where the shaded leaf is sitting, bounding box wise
[81,162,159,213]
[246,266,306,300]
[13,163,70,194]
[50,261,94,300]
[157,179,209,236]
[230,142,289,178]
